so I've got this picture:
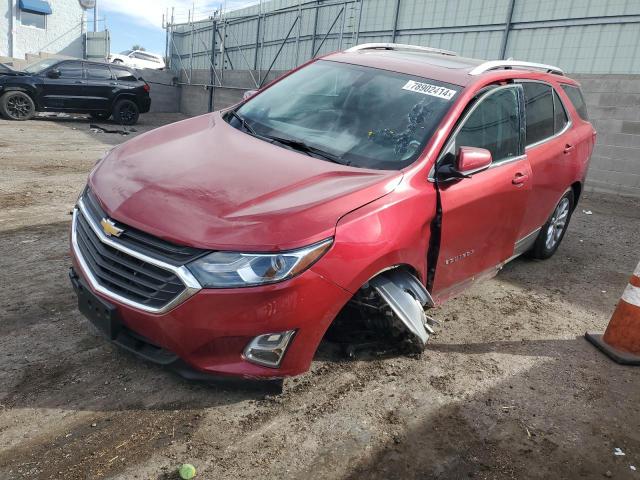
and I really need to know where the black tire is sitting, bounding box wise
[112,59,124,64]
[0,91,36,121]
[528,189,575,260]
[90,112,111,121]
[113,99,139,125]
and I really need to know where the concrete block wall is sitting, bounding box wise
[178,69,284,116]
[573,74,640,197]
[139,69,180,114]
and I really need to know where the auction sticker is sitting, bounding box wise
[402,80,457,100]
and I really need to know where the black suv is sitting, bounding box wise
[0,58,151,125]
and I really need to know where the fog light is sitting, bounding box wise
[243,330,296,368]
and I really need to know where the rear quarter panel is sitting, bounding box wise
[553,80,596,187]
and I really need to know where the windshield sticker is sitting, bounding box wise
[402,80,456,100]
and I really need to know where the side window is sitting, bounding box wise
[20,10,46,29]
[561,84,589,121]
[553,89,569,133]
[455,87,522,163]
[111,67,137,81]
[522,82,554,145]
[58,62,83,79]
[86,64,112,80]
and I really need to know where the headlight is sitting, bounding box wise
[188,238,333,288]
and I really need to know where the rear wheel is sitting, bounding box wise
[0,91,36,121]
[528,190,574,259]
[113,99,139,125]
[90,112,111,121]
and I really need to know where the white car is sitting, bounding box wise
[108,50,165,70]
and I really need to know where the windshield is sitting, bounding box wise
[0,63,15,73]
[232,60,460,170]
[24,58,59,74]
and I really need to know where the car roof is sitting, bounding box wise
[55,58,134,71]
[325,50,483,87]
[324,47,570,88]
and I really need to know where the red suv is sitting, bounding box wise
[69,43,596,381]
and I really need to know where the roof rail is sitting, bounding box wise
[345,43,457,57]
[469,60,564,76]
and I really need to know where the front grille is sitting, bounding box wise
[75,211,188,309]
[83,188,206,265]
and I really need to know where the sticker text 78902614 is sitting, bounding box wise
[402,80,457,100]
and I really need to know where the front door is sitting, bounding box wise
[41,61,87,110]
[432,85,532,300]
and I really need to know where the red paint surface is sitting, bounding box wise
[75,53,595,378]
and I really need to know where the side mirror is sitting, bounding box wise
[435,147,492,183]
[47,69,60,79]
[456,146,492,175]
[243,89,258,101]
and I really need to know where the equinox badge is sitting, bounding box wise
[100,218,124,237]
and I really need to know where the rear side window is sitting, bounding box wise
[455,87,522,162]
[86,64,112,80]
[561,84,589,121]
[553,90,569,133]
[522,82,554,145]
[111,67,137,81]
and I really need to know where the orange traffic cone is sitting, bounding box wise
[586,261,640,365]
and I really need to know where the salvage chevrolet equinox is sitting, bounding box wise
[69,43,596,381]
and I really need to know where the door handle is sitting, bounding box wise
[74,80,83,84]
[563,143,575,154]
[512,172,529,185]
[110,82,118,86]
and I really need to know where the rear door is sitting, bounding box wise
[432,84,532,299]
[84,63,116,111]
[41,61,87,110]
[516,81,575,240]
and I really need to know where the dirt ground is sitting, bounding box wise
[1,113,639,480]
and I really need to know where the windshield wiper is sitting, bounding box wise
[227,109,257,136]
[226,110,348,165]
[264,135,348,165]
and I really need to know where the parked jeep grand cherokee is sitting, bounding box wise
[69,43,595,381]
[0,58,150,125]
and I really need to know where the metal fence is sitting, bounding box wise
[166,0,640,87]
[85,30,111,62]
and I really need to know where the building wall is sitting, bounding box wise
[1,0,85,60]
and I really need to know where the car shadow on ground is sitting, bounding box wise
[336,337,640,480]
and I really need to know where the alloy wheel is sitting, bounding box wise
[545,197,570,250]
[7,95,33,119]
[119,103,135,124]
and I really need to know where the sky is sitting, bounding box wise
[95,0,260,55]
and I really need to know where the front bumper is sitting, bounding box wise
[69,247,351,379]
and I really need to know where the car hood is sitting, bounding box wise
[89,112,403,251]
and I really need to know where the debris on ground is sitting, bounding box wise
[614,447,626,456]
[89,124,132,135]
[583,209,593,215]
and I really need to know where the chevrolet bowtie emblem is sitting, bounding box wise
[100,218,124,237]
